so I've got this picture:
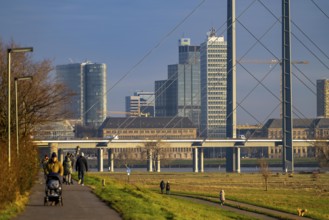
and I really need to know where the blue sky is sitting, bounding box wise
[1,0,328,124]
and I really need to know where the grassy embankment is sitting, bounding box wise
[83,171,329,220]
[81,173,257,220]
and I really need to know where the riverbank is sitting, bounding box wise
[86,171,329,219]
[87,157,319,170]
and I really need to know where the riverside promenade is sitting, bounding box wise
[13,173,121,220]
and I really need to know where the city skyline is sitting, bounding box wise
[1,0,328,125]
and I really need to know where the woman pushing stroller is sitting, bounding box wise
[44,152,64,206]
[45,152,64,178]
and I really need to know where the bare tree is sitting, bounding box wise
[0,40,73,206]
[315,140,329,168]
[259,158,271,191]
[0,40,74,142]
[115,148,139,168]
[141,140,168,171]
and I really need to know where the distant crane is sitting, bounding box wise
[238,59,309,116]
[238,59,309,66]
[107,111,150,117]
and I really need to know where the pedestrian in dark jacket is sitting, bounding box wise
[76,152,88,186]
[41,154,49,180]
[160,180,165,193]
[166,181,170,194]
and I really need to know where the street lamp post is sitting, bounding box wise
[15,76,33,157]
[7,47,33,166]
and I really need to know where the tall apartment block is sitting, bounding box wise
[155,38,201,129]
[200,28,227,138]
[125,91,155,117]
[317,79,329,118]
[56,62,107,126]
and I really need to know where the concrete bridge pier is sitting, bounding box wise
[156,154,161,172]
[226,147,241,173]
[199,148,204,173]
[147,149,153,172]
[97,148,104,172]
[48,142,58,158]
[108,149,114,172]
[58,148,64,163]
[235,147,241,173]
[193,147,198,173]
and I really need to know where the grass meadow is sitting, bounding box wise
[85,171,329,220]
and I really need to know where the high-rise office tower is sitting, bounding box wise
[125,91,155,117]
[200,28,227,138]
[155,38,201,129]
[317,79,329,118]
[56,62,107,126]
[155,80,172,117]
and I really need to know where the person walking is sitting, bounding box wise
[63,153,73,185]
[41,154,49,180]
[160,180,165,194]
[76,152,88,186]
[219,189,225,206]
[45,152,64,184]
[69,153,75,184]
[166,181,170,195]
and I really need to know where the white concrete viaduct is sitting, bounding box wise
[34,138,321,173]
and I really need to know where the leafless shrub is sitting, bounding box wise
[259,158,271,191]
[0,40,73,208]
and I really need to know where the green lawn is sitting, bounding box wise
[85,171,329,220]
[83,173,257,220]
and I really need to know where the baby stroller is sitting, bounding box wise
[44,173,63,206]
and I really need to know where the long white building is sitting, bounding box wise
[200,28,227,139]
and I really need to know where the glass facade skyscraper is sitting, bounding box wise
[56,62,107,126]
[155,38,201,129]
[200,28,227,138]
[155,80,171,117]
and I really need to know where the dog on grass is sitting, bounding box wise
[297,208,308,216]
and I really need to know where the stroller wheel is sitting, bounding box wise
[44,197,50,206]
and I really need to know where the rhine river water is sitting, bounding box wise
[93,166,319,173]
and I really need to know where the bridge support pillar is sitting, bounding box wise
[199,148,204,173]
[193,147,198,173]
[48,142,58,158]
[147,149,153,172]
[156,154,161,172]
[226,147,241,172]
[58,148,64,163]
[108,149,114,172]
[235,147,240,173]
[97,148,104,172]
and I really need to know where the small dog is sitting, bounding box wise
[297,208,308,217]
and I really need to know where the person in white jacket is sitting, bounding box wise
[219,189,225,205]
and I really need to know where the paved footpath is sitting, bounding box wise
[13,173,121,220]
